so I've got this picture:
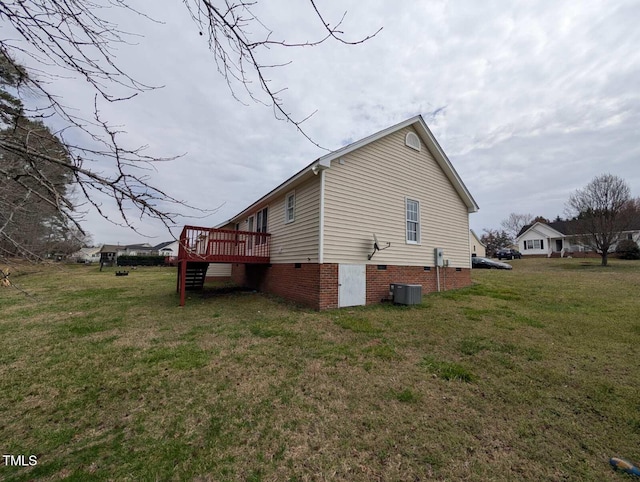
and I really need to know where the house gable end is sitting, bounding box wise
[322,124,472,267]
[317,116,478,213]
[223,115,478,226]
[470,229,485,247]
[516,222,565,241]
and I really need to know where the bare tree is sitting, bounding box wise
[500,213,534,242]
[0,1,380,260]
[566,173,635,266]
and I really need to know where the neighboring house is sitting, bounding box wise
[118,243,155,256]
[177,115,479,309]
[516,220,640,257]
[99,244,121,266]
[70,246,101,263]
[469,229,486,258]
[99,242,168,266]
[155,240,180,265]
[155,240,180,257]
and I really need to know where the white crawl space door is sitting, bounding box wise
[338,264,366,308]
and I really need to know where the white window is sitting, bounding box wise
[256,207,268,245]
[247,215,254,249]
[524,239,544,250]
[406,198,420,244]
[285,192,295,223]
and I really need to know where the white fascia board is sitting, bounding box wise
[470,229,486,247]
[224,114,478,224]
[221,119,413,225]
[316,115,479,213]
[227,164,324,223]
[516,223,544,241]
[315,116,422,166]
[414,117,479,214]
[214,219,232,229]
[537,224,565,238]
[517,222,565,241]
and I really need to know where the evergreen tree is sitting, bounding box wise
[0,52,80,258]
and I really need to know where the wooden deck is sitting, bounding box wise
[177,225,271,306]
[178,225,271,264]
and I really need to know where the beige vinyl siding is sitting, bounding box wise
[470,231,487,258]
[207,263,232,277]
[236,219,249,231]
[323,126,471,268]
[234,177,320,263]
[269,178,320,263]
[219,222,237,231]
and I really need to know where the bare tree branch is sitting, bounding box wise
[0,1,379,262]
[182,0,381,149]
[500,213,534,242]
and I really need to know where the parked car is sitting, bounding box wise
[496,248,522,260]
[472,256,513,270]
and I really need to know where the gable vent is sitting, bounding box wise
[405,132,421,151]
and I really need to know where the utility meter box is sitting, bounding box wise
[434,248,444,267]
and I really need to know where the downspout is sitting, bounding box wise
[318,167,325,264]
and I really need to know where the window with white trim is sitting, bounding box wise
[256,207,268,245]
[285,192,295,223]
[247,215,254,249]
[524,239,544,250]
[406,198,420,244]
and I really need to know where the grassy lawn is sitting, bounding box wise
[1,258,639,481]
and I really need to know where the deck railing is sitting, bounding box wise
[178,225,271,263]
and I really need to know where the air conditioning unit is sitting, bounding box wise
[389,283,422,305]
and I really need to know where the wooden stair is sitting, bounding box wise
[184,262,209,291]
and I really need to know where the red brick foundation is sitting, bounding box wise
[231,263,472,310]
[318,264,339,310]
[251,263,322,309]
[231,263,246,285]
[366,265,471,304]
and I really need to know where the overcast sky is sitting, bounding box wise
[6,0,640,245]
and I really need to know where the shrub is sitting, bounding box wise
[117,255,167,266]
[615,239,640,260]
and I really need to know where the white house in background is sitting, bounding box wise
[70,246,101,263]
[516,220,640,257]
[155,240,180,257]
[469,229,486,257]
[118,243,155,256]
